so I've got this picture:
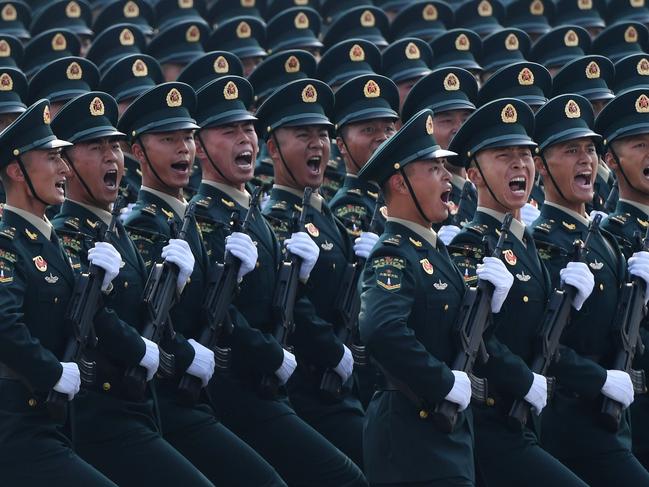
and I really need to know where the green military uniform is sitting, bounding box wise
[448,98,589,487]
[356,108,475,486]
[0,99,116,486]
[597,88,649,473]
[0,66,27,207]
[118,82,286,487]
[257,79,366,469]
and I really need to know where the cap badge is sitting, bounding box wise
[52,32,67,51]
[214,55,229,73]
[360,10,375,27]
[518,67,534,85]
[637,58,649,75]
[301,83,317,103]
[223,81,239,100]
[0,40,10,57]
[186,25,200,42]
[565,99,581,118]
[66,61,82,80]
[0,73,12,91]
[241,0,255,6]
[426,114,434,135]
[124,1,139,17]
[585,61,600,79]
[132,58,148,77]
[636,94,649,112]
[505,33,519,51]
[349,44,365,61]
[363,79,380,98]
[625,26,639,43]
[294,12,309,29]
[577,0,592,9]
[1,4,17,21]
[236,21,251,38]
[43,105,51,124]
[119,28,134,46]
[65,1,81,18]
[564,29,579,47]
[501,103,517,123]
[422,3,438,20]
[443,72,460,91]
[179,0,193,8]
[90,97,105,116]
[478,0,493,16]
[166,88,182,107]
[530,0,544,15]
[455,33,470,51]
[285,55,300,73]
[631,0,645,6]
[405,42,420,59]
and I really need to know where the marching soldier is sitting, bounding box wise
[117,81,286,486]
[0,99,116,485]
[447,98,590,486]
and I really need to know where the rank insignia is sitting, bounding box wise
[433,280,448,290]
[409,237,422,247]
[305,222,319,237]
[373,256,405,291]
[45,273,59,284]
[420,258,434,274]
[562,221,576,230]
[503,249,517,266]
[25,228,38,240]
[321,240,333,251]
[637,218,648,228]
[516,271,531,282]
[86,219,98,229]
[33,255,47,272]
[589,260,604,270]
[161,208,174,219]
[221,198,235,208]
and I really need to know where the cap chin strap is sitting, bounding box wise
[610,146,643,194]
[538,151,569,203]
[15,156,49,207]
[340,135,363,173]
[271,132,300,187]
[196,132,229,183]
[136,136,176,193]
[398,167,431,224]
[472,155,510,211]
[63,149,97,204]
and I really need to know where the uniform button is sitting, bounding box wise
[599,283,604,291]
[102,382,111,392]
[124,281,128,288]
[27,398,37,407]
[419,410,429,419]
[486,397,495,407]
[187,277,191,284]
[54,297,58,303]
[444,304,449,311]
[523,296,529,303]
[256,262,260,268]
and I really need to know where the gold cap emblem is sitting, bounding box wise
[223,81,238,100]
[132,58,148,77]
[405,42,421,59]
[565,99,581,118]
[236,21,251,38]
[478,0,493,16]
[363,79,380,98]
[422,3,438,20]
[637,58,649,75]
[585,61,600,79]
[455,33,470,51]
[119,28,134,46]
[577,0,592,9]
[564,29,579,47]
[518,67,534,85]
[625,26,639,43]
[294,0,307,4]
[52,32,67,51]
[631,0,645,7]
[530,0,544,15]
[301,83,317,103]
[178,0,193,8]
[65,1,81,18]
[0,73,12,91]
[43,105,51,124]
[166,88,182,107]
[360,9,375,27]
[186,25,200,42]
[501,103,517,123]
[444,72,460,91]
[426,114,434,135]
[0,40,10,57]
[285,55,300,73]
[505,33,519,51]
[90,97,105,116]
[66,61,82,80]
[124,1,139,17]
[214,55,229,73]
[1,4,17,21]
[636,94,649,112]
[241,0,255,6]
[294,12,309,29]
[349,44,365,61]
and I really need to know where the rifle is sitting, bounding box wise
[122,202,196,399]
[604,180,619,214]
[319,200,382,399]
[46,197,125,421]
[432,213,513,433]
[451,180,473,227]
[177,188,262,403]
[507,214,602,429]
[600,226,649,431]
[257,187,312,399]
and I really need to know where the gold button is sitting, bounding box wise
[599,283,604,291]
[187,277,191,284]
[523,296,529,303]
[486,397,495,407]
[54,297,58,303]
[256,261,260,268]
[444,304,449,311]
[102,382,111,391]
[27,398,37,407]
[419,409,429,419]
[124,281,128,288]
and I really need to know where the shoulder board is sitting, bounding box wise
[64,217,80,230]
[382,235,402,246]
[271,200,287,211]
[141,204,158,216]
[609,213,629,225]
[347,188,362,196]
[448,243,484,260]
[465,222,488,235]
[0,226,15,240]
[534,220,555,234]
[194,197,212,209]
[367,190,378,200]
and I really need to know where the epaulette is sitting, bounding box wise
[382,235,402,246]
[141,203,157,216]
[64,217,80,231]
[347,188,362,196]
[608,213,628,226]
[448,243,484,260]
[0,226,15,240]
[637,217,649,228]
[465,222,488,235]
[534,219,555,234]
[271,200,287,211]
[194,196,212,209]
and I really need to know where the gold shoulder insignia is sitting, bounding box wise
[534,221,553,234]
[348,188,362,196]
[25,228,38,240]
[86,218,98,229]
[221,198,235,208]
[409,236,422,247]
[466,223,486,235]
[562,221,577,231]
[367,190,378,199]
[161,208,174,219]
[637,217,648,228]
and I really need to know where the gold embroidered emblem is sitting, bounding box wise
[455,33,470,51]
[285,55,300,73]
[132,58,148,77]
[301,84,317,103]
[1,4,17,21]
[0,73,12,91]
[478,0,493,16]
[501,103,517,123]
[89,97,104,116]
[119,28,134,46]
[518,67,534,85]
[565,99,581,118]
[52,33,67,51]
[426,114,434,135]
[0,40,10,57]
[349,44,365,61]
[65,1,81,18]
[578,0,592,9]
[236,21,251,38]
[422,3,438,20]
[405,42,420,60]
[360,9,375,27]
[636,94,649,113]
[505,33,519,51]
[186,25,200,42]
[66,61,82,80]
[364,79,380,98]
[625,26,639,43]
[43,105,51,124]
[214,56,229,73]
[166,88,182,107]
[564,29,579,47]
[585,61,600,79]
[124,1,139,17]
[530,0,544,15]
[637,58,649,75]
[294,12,309,29]
[444,73,460,91]
[223,81,238,100]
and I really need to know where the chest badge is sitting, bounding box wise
[562,221,576,231]
[25,228,38,240]
[305,222,319,237]
[45,273,59,284]
[321,240,333,251]
[433,280,448,290]
[589,259,604,270]
[420,258,434,275]
[515,271,531,282]
[33,255,47,272]
[409,237,422,247]
[503,249,517,266]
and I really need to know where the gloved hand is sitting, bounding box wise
[87,241,122,292]
[162,239,195,292]
[524,373,547,415]
[53,362,81,400]
[560,261,595,310]
[119,202,135,224]
[274,349,297,385]
[186,339,215,387]
[438,225,461,246]
[589,210,608,222]
[628,251,649,303]
[476,256,514,313]
[285,232,319,281]
[333,345,354,382]
[354,231,379,259]
[138,337,160,381]
[445,370,471,411]
[601,370,634,408]
[226,232,258,280]
[520,202,541,227]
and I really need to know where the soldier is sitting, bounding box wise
[532,93,649,485]
[265,7,323,58]
[528,25,590,76]
[91,0,155,37]
[191,74,367,486]
[147,20,209,82]
[389,1,453,41]
[596,88,649,471]
[0,99,116,485]
[178,50,243,90]
[206,16,267,77]
[49,91,215,486]
[357,108,513,487]
[259,78,369,468]
[503,0,554,41]
[478,28,531,82]
[22,29,81,79]
[86,24,146,73]
[429,29,483,84]
[447,98,591,486]
[117,81,286,486]
[29,0,94,55]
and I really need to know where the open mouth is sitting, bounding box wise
[103,169,118,190]
[170,161,190,174]
[306,155,322,175]
[508,176,527,196]
[440,189,451,204]
[643,166,649,178]
[55,179,65,194]
[574,170,593,189]
[234,150,253,168]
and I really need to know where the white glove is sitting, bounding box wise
[162,238,195,292]
[119,202,136,223]
[333,344,354,382]
[274,349,297,385]
[476,256,514,313]
[186,339,215,387]
[438,225,461,246]
[589,210,608,222]
[601,370,634,409]
[53,362,81,400]
[520,202,541,227]
[354,231,379,259]
[226,232,258,280]
[285,231,319,280]
[138,337,160,381]
[559,261,595,310]
[524,373,547,415]
[87,241,122,292]
[628,251,649,303]
[445,370,471,411]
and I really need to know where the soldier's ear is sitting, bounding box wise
[533,155,547,177]
[335,136,346,157]
[466,166,482,187]
[387,172,408,195]
[4,160,24,183]
[194,135,206,160]
[130,140,146,166]
[603,150,618,171]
